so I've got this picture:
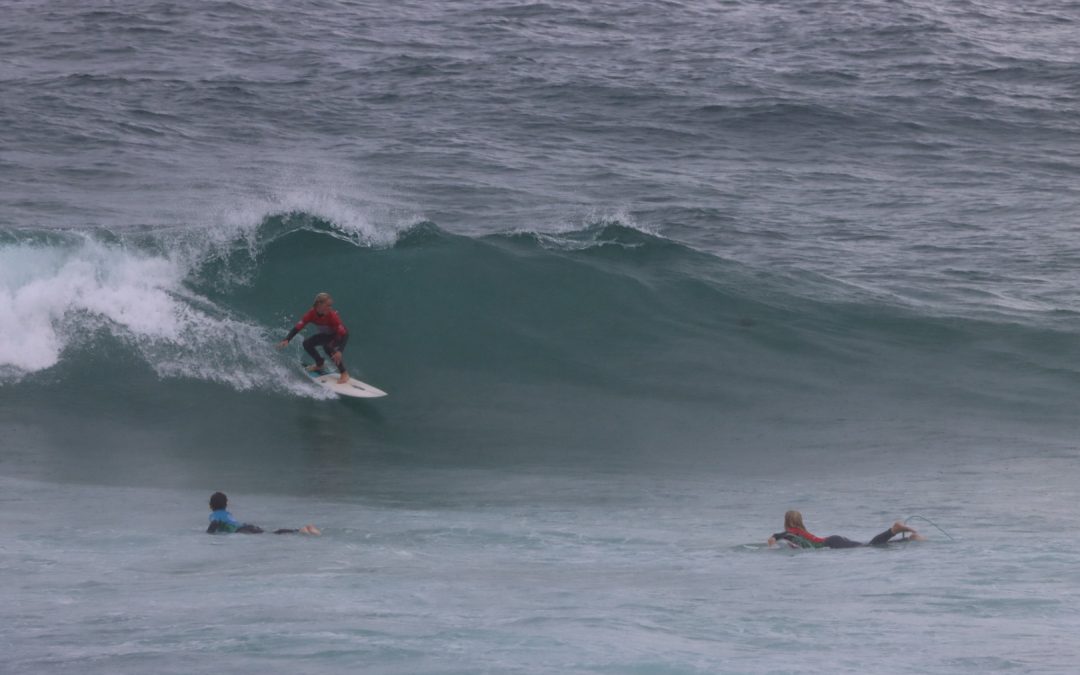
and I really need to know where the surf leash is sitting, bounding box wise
[904,514,955,541]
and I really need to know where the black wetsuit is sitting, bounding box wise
[302,332,349,373]
[285,308,349,374]
[772,528,904,549]
[206,521,298,534]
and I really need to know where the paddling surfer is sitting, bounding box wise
[206,492,320,535]
[767,510,924,549]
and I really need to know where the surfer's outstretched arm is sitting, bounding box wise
[867,521,925,546]
[278,315,311,349]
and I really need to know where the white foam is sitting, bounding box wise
[184,167,417,251]
[0,234,322,396]
[0,238,178,374]
[510,207,661,250]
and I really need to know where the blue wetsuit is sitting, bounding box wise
[207,509,298,534]
[208,509,262,533]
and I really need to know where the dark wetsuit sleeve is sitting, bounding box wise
[285,311,313,341]
[868,528,898,546]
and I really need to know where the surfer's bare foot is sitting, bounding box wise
[337,373,349,384]
[306,363,324,372]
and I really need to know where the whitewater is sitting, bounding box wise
[4,1,1080,672]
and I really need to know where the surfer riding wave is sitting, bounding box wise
[278,292,350,384]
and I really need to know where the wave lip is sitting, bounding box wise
[0,234,183,376]
[0,229,316,395]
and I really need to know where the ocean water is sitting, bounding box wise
[3,1,1080,672]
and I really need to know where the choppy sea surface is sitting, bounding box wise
[3,1,1080,672]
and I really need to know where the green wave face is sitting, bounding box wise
[2,214,1079,489]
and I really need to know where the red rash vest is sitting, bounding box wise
[291,309,348,341]
[785,526,825,544]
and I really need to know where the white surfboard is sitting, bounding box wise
[306,369,388,398]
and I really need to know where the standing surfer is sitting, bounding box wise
[278,292,350,384]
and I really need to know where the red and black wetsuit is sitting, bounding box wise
[285,309,349,373]
[772,526,900,549]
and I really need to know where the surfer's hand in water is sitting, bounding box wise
[276,340,289,349]
[890,521,925,540]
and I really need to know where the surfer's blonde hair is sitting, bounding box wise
[784,510,806,530]
[313,292,333,307]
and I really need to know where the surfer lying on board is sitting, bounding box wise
[767,510,924,549]
[207,492,320,535]
[277,292,350,384]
